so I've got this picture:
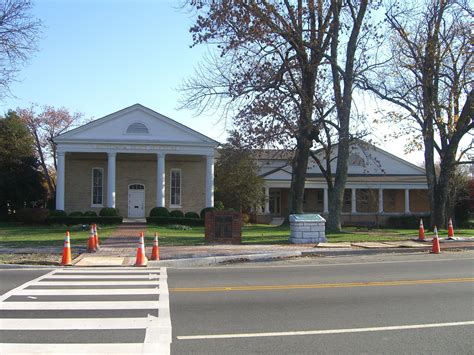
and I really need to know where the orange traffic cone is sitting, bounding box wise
[61,231,72,266]
[431,226,441,254]
[135,232,148,267]
[418,218,425,241]
[150,232,160,261]
[93,224,100,249]
[87,226,97,252]
[447,218,455,240]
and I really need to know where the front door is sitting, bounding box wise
[128,184,145,218]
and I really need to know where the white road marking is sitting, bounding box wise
[1,300,161,310]
[1,317,155,330]
[1,267,173,354]
[177,321,474,340]
[46,274,160,279]
[35,280,161,286]
[0,269,56,301]
[145,268,172,345]
[0,343,170,355]
[14,288,160,296]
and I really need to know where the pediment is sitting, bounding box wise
[54,104,218,146]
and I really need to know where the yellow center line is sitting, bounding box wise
[170,277,474,293]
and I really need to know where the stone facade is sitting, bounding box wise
[289,214,327,244]
[64,153,206,216]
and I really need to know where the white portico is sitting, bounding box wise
[53,104,218,217]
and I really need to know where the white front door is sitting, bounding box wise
[128,184,145,218]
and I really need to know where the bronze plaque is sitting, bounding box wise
[205,211,242,244]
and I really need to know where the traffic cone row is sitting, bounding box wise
[150,232,160,261]
[447,218,455,240]
[134,232,160,266]
[418,219,425,241]
[61,231,72,266]
[431,226,441,254]
[135,232,148,267]
[87,225,97,252]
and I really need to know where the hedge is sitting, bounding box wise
[15,208,50,223]
[200,207,216,219]
[184,211,200,219]
[170,210,184,218]
[150,207,170,217]
[99,207,119,217]
[146,216,204,226]
[46,216,123,225]
[386,215,430,229]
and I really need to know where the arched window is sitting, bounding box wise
[129,184,145,190]
[126,122,149,134]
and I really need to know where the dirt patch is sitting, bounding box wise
[0,253,80,265]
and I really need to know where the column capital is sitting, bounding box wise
[57,151,66,157]
[107,152,117,158]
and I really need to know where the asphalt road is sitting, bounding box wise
[1,252,473,354]
[168,252,474,354]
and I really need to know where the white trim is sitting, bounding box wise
[169,168,182,208]
[53,103,219,145]
[91,167,104,207]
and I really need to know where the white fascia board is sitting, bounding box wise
[263,180,428,190]
[57,142,215,156]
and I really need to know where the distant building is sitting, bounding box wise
[255,142,430,226]
[54,104,430,225]
[53,104,218,217]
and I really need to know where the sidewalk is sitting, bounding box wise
[70,223,474,267]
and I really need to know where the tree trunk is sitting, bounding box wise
[289,134,312,214]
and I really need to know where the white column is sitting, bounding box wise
[405,189,410,214]
[156,153,165,207]
[205,154,214,207]
[351,188,357,214]
[55,152,65,210]
[323,188,329,213]
[264,187,270,213]
[107,152,116,208]
[378,188,384,214]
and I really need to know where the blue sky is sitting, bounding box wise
[1,0,228,140]
[1,0,429,163]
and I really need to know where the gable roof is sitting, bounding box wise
[257,140,425,178]
[54,103,219,146]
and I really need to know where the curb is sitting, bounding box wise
[148,251,303,267]
[1,245,473,269]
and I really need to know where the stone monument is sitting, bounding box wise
[289,214,326,244]
[205,211,242,244]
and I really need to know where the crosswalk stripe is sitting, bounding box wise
[46,274,161,279]
[55,267,163,275]
[0,267,172,354]
[0,316,158,330]
[55,268,163,273]
[35,280,162,286]
[14,288,160,296]
[1,300,161,310]
[1,342,170,355]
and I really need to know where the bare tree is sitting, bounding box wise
[16,105,83,197]
[360,0,473,228]
[0,0,41,99]
[181,1,374,230]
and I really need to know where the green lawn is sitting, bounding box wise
[0,223,117,248]
[146,224,473,246]
[1,223,472,248]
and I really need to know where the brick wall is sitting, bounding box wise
[64,153,207,216]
